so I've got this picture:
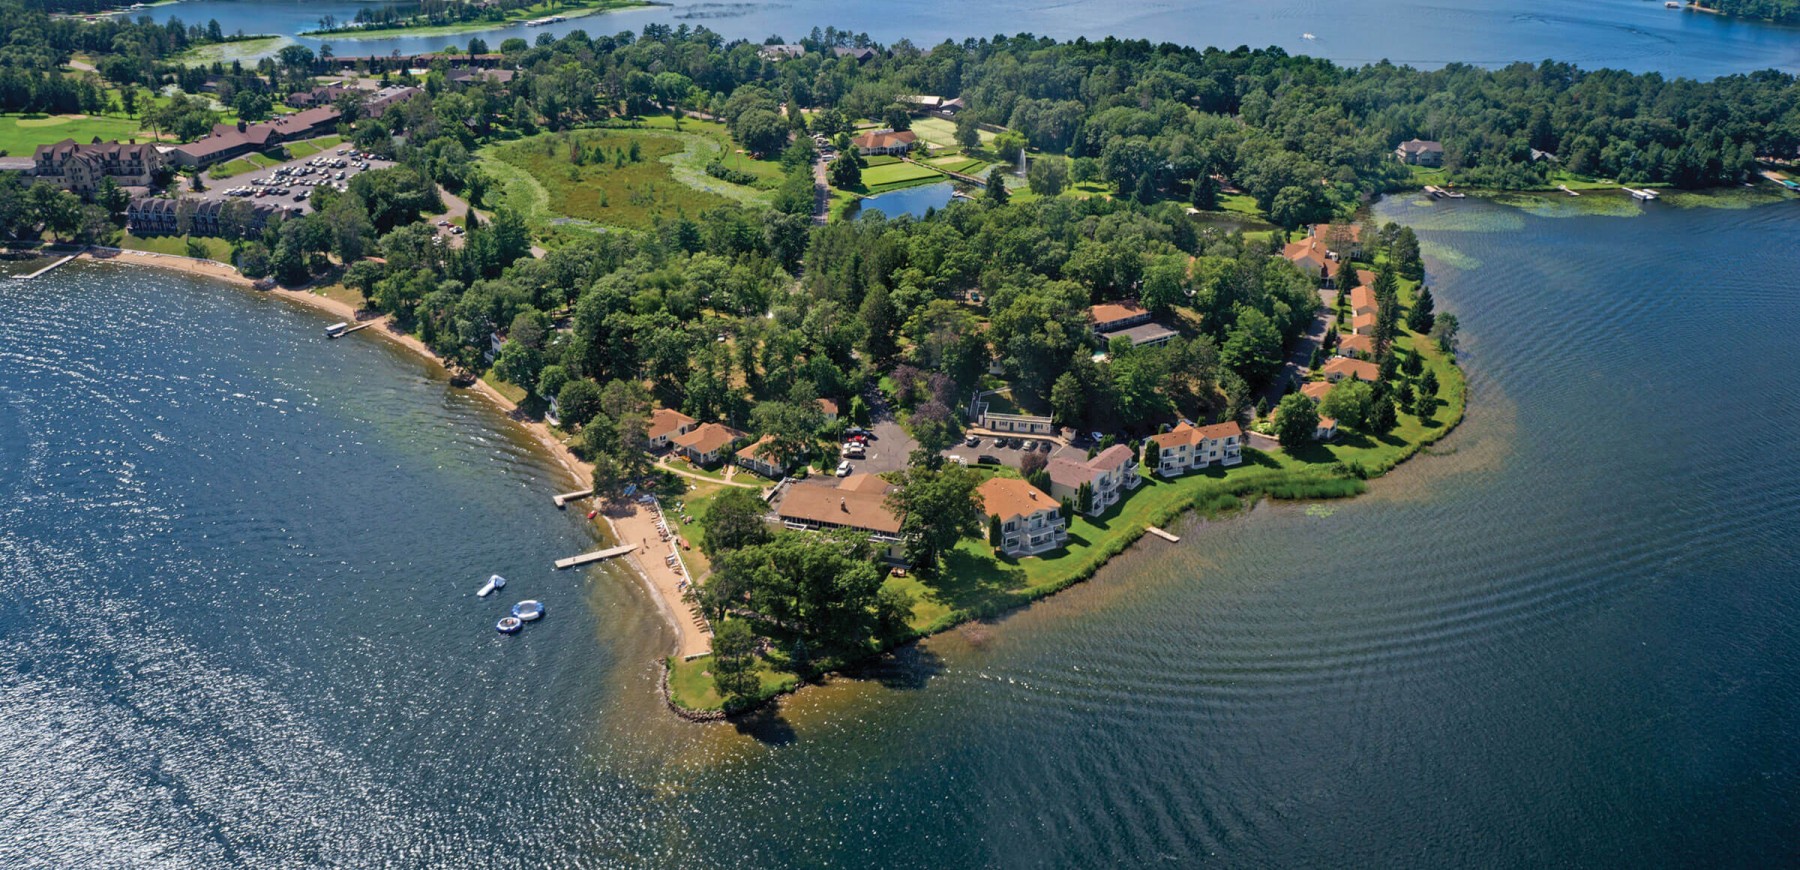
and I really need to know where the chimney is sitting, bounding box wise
[1028,490,1036,499]
[840,498,848,512]
[237,121,247,132]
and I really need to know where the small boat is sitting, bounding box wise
[496,616,522,634]
[1302,32,1316,40]
[512,600,545,622]
[477,574,506,597]
[586,510,597,519]
[325,322,349,338]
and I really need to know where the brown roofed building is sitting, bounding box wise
[978,477,1067,557]
[1282,237,1343,288]
[671,422,744,466]
[1322,356,1380,383]
[1350,285,1378,317]
[1311,223,1363,258]
[1395,138,1445,166]
[1145,421,1243,476]
[647,408,696,448]
[1090,301,1153,332]
[1300,380,1334,402]
[1046,444,1140,515]
[1352,311,1378,335]
[771,477,906,559]
[33,139,163,194]
[735,434,794,479]
[1337,332,1374,358]
[851,129,918,156]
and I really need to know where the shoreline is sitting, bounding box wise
[75,247,713,662]
[301,0,650,40]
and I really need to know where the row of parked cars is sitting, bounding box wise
[964,434,1055,452]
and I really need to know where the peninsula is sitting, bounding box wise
[2,4,1796,720]
[299,0,653,39]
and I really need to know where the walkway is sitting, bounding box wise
[654,458,764,489]
[812,156,831,224]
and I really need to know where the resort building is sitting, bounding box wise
[1046,444,1141,516]
[1090,301,1178,349]
[1322,356,1380,383]
[1300,380,1334,402]
[735,434,793,479]
[978,477,1067,557]
[1337,333,1374,358]
[1310,223,1363,259]
[287,84,357,108]
[1350,285,1378,317]
[1352,311,1378,336]
[647,408,696,449]
[671,422,743,466]
[1282,236,1343,288]
[32,139,164,194]
[168,108,344,169]
[125,197,293,236]
[851,129,918,156]
[770,475,906,561]
[1145,421,1243,476]
[1395,138,1445,166]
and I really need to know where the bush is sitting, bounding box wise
[704,161,759,186]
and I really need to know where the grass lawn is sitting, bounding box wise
[856,160,943,193]
[117,233,234,261]
[927,156,989,176]
[303,0,645,39]
[174,36,290,67]
[0,113,156,157]
[910,116,992,148]
[285,135,345,159]
[862,154,902,167]
[209,151,283,179]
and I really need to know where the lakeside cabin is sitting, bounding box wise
[978,477,1067,557]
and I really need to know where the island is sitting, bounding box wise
[1,4,1795,720]
[300,0,654,39]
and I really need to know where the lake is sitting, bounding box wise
[4,194,1798,864]
[148,0,1800,78]
[855,181,956,219]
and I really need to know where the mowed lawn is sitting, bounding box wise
[484,128,737,229]
[285,135,344,159]
[910,116,992,148]
[859,160,941,192]
[0,114,157,156]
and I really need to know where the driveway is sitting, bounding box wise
[944,431,1076,471]
[1261,302,1331,410]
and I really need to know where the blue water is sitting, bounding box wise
[856,181,955,219]
[151,0,1800,78]
[4,196,1799,865]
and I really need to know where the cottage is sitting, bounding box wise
[735,434,793,479]
[1282,237,1342,288]
[817,398,839,420]
[833,46,876,62]
[1336,332,1374,358]
[1046,444,1141,516]
[771,476,906,560]
[671,422,745,466]
[1352,311,1378,336]
[1350,285,1378,317]
[1145,421,1243,476]
[851,129,918,156]
[1300,380,1334,402]
[978,477,1067,557]
[1395,138,1445,166]
[1322,356,1380,383]
[647,407,697,449]
[32,139,164,194]
[1315,416,1339,440]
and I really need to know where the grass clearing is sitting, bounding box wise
[118,233,234,261]
[0,113,156,157]
[285,135,344,159]
[208,151,283,179]
[174,36,290,67]
[858,161,943,192]
[910,116,991,148]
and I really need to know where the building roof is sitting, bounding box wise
[648,407,696,440]
[1337,333,1374,355]
[1397,138,1444,154]
[851,129,918,150]
[1350,286,1378,314]
[837,473,892,494]
[775,483,903,534]
[736,433,782,465]
[1046,444,1137,490]
[672,421,742,455]
[1300,380,1334,401]
[817,397,839,416]
[1323,356,1380,381]
[1311,223,1362,244]
[35,139,159,164]
[1150,420,1242,449]
[978,477,1058,523]
[1090,300,1149,326]
[1352,312,1378,332]
[1282,237,1341,279]
[1104,322,1179,347]
[833,46,876,60]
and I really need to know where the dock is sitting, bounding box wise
[336,322,375,337]
[552,488,594,508]
[1558,184,1581,196]
[1623,186,1660,201]
[13,254,76,280]
[554,543,637,570]
[1145,525,1181,543]
[1422,185,1465,200]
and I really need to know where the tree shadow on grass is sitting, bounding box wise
[929,548,1029,612]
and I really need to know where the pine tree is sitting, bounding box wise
[1407,286,1436,333]
[984,168,1009,204]
[988,513,1003,547]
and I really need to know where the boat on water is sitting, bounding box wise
[325,322,349,338]
[477,574,506,597]
[1302,32,1316,40]
[512,600,545,622]
[496,616,522,634]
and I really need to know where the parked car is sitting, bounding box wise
[964,434,980,447]
[451,226,465,235]
[1038,440,1052,452]
[1021,439,1036,451]
[836,460,853,477]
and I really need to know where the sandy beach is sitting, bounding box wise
[81,246,712,659]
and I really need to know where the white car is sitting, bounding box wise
[835,460,852,477]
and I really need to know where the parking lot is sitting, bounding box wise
[198,143,394,215]
[946,432,1078,470]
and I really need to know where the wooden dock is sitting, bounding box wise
[1623,186,1660,201]
[552,488,594,508]
[1558,184,1581,196]
[339,322,375,335]
[13,254,76,280]
[554,543,637,569]
[1146,525,1181,543]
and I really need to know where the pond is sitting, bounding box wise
[854,182,956,220]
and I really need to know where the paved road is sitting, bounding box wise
[1261,302,1332,410]
[812,157,830,224]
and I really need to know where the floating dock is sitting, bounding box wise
[1623,187,1660,201]
[1146,526,1181,543]
[554,543,637,569]
[13,254,76,280]
[552,488,594,508]
[1558,184,1581,196]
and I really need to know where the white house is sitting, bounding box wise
[647,407,697,449]
[1144,421,1243,476]
[978,477,1067,557]
[1046,444,1141,515]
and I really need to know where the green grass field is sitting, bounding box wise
[302,0,645,40]
[0,114,158,157]
[208,152,283,179]
[118,233,234,261]
[858,160,942,192]
[285,135,344,159]
[909,116,993,148]
[174,37,290,67]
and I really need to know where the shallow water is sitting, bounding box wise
[152,0,1800,78]
[4,196,1800,866]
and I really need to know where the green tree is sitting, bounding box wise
[1027,156,1067,196]
[709,619,762,710]
[1274,393,1319,447]
[954,115,980,150]
[750,399,823,470]
[556,379,604,428]
[1140,253,1188,317]
[702,486,774,559]
[536,365,570,401]
[983,168,1010,205]
[828,153,861,188]
[1320,379,1375,430]
[988,513,1003,547]
[1191,174,1219,210]
[887,464,985,576]
[1431,313,1460,353]
[1407,286,1436,333]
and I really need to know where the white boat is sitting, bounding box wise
[477,574,506,597]
[325,322,349,338]
[512,600,545,622]
[1302,32,1316,40]
[496,616,522,634]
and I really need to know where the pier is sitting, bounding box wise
[1146,526,1181,543]
[1422,185,1465,200]
[552,488,595,508]
[13,254,76,280]
[330,322,375,338]
[1558,184,1581,196]
[1623,186,1660,201]
[554,543,638,569]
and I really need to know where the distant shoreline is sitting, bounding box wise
[299,0,653,41]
